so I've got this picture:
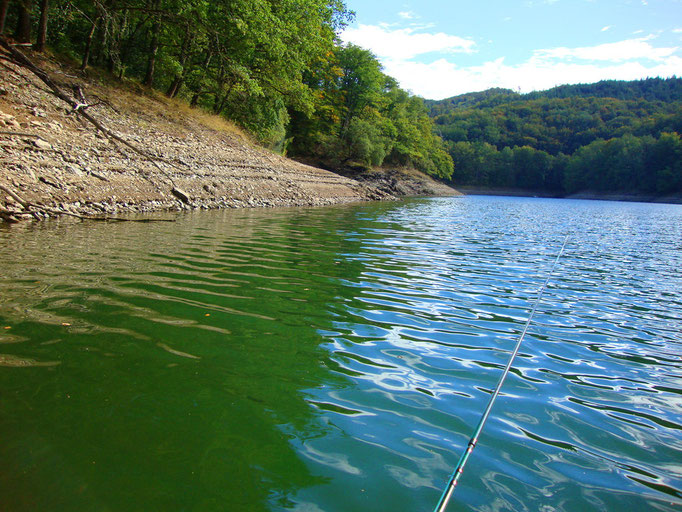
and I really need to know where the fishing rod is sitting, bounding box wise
[434,235,568,512]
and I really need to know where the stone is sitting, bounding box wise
[66,163,83,176]
[171,187,191,203]
[33,139,52,150]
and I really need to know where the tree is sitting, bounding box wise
[12,0,448,177]
[0,0,10,34]
[335,44,385,139]
[15,0,32,43]
[428,78,681,194]
[34,0,49,51]
[648,132,682,194]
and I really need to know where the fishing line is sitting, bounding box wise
[434,235,568,512]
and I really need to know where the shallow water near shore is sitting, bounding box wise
[1,196,681,512]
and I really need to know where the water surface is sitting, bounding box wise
[1,196,681,511]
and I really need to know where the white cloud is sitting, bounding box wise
[341,24,475,60]
[601,25,612,32]
[398,11,416,20]
[340,25,682,100]
[382,55,682,100]
[532,37,678,63]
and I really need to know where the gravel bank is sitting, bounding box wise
[0,51,408,223]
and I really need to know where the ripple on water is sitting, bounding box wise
[0,199,681,512]
[300,198,682,511]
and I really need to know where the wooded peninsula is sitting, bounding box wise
[1,0,681,223]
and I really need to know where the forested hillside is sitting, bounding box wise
[3,1,679,198]
[429,78,682,196]
[0,0,453,178]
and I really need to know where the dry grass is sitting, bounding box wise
[170,97,250,141]
[37,50,252,143]
[106,84,251,142]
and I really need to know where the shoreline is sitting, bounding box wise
[0,49,459,224]
[458,187,682,205]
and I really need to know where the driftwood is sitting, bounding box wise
[0,38,164,172]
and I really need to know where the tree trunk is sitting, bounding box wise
[166,76,182,98]
[34,0,49,52]
[143,21,160,86]
[213,82,234,115]
[103,6,124,77]
[80,17,99,71]
[188,51,211,106]
[15,0,33,44]
[119,13,151,71]
[213,93,228,115]
[166,29,191,98]
[0,0,10,35]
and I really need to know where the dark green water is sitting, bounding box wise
[1,196,681,512]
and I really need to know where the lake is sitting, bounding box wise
[0,196,681,512]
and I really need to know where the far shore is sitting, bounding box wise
[458,187,682,205]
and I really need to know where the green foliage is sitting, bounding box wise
[287,44,453,178]
[21,0,352,149]
[430,78,682,195]
[13,0,451,177]
[524,77,682,102]
[564,132,682,194]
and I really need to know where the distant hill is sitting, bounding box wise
[427,77,682,197]
[525,77,682,102]
[428,77,682,113]
[425,88,519,115]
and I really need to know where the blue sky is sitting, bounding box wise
[340,0,682,100]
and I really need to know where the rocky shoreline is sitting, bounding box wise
[0,49,459,224]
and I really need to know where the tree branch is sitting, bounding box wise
[0,37,184,185]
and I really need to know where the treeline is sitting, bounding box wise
[288,44,453,177]
[427,77,682,115]
[525,77,682,103]
[429,78,682,195]
[0,0,453,178]
[448,133,682,195]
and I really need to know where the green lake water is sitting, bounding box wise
[0,196,681,511]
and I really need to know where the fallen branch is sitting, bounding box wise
[0,208,20,223]
[0,183,29,208]
[0,37,185,191]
